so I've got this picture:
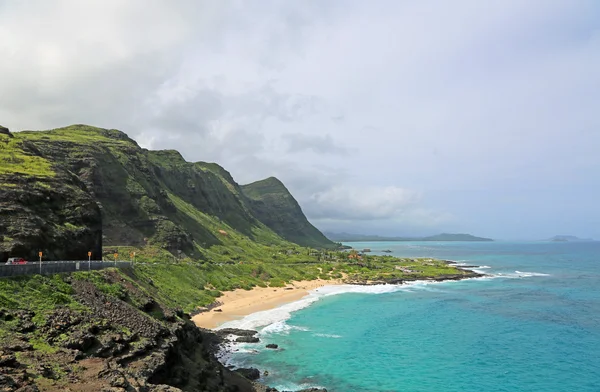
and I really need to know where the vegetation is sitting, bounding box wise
[0,134,55,177]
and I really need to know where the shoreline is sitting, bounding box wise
[193,265,485,330]
[192,278,346,329]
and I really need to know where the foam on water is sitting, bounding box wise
[313,333,342,338]
[218,279,480,332]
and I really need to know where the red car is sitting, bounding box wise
[5,257,27,265]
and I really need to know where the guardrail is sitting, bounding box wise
[0,260,133,278]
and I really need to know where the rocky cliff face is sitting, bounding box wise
[0,128,102,262]
[0,269,259,392]
[0,124,333,262]
[242,177,335,249]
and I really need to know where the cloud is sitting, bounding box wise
[282,133,348,155]
[305,186,422,220]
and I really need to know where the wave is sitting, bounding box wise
[514,270,550,277]
[261,321,309,335]
[313,333,342,338]
[217,281,459,331]
[483,270,551,279]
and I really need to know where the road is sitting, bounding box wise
[0,260,133,278]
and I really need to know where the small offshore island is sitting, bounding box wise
[1,125,483,392]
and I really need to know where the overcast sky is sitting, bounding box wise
[1,0,599,239]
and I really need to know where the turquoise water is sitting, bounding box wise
[221,241,600,391]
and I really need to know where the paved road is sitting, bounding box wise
[0,260,132,278]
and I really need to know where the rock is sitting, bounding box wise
[213,308,223,312]
[236,367,260,380]
[147,385,183,392]
[0,125,13,138]
[34,364,56,379]
[4,341,32,352]
[235,336,259,343]
[295,389,328,392]
[16,385,40,392]
[64,332,98,351]
[216,328,258,337]
[0,374,18,390]
[0,353,19,368]
[265,344,278,349]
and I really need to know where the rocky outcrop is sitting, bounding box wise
[236,368,260,381]
[0,125,13,138]
[236,336,260,343]
[0,134,103,262]
[0,273,258,392]
[216,329,259,337]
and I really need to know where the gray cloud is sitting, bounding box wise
[282,133,348,155]
[1,0,599,238]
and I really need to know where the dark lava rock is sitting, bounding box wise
[266,344,278,349]
[294,389,328,392]
[16,385,40,392]
[216,328,258,337]
[0,374,18,390]
[235,336,259,343]
[236,367,260,380]
[99,369,130,388]
[4,341,32,352]
[34,364,56,379]
[0,125,13,138]
[64,332,98,351]
[0,353,19,368]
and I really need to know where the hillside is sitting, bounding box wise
[0,124,334,262]
[325,232,493,242]
[242,177,335,248]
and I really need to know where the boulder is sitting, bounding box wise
[216,328,258,337]
[295,389,328,392]
[265,344,278,349]
[236,367,260,380]
[0,353,19,368]
[0,125,13,138]
[236,336,259,343]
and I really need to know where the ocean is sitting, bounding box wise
[219,241,600,391]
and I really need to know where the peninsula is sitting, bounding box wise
[325,232,494,242]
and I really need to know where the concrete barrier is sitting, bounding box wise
[0,261,132,278]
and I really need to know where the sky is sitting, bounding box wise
[1,0,599,240]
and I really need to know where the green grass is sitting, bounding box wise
[0,135,55,177]
[0,274,76,312]
[16,124,132,147]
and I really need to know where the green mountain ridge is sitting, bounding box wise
[0,124,335,262]
[325,232,493,242]
[242,177,334,249]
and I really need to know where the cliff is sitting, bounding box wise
[0,128,103,261]
[0,269,260,391]
[242,177,335,249]
[0,124,334,262]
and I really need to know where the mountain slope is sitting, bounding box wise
[0,126,103,261]
[0,124,333,262]
[242,177,336,248]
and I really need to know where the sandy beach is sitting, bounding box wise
[192,278,345,329]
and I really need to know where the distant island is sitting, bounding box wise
[325,232,493,242]
[547,235,595,242]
